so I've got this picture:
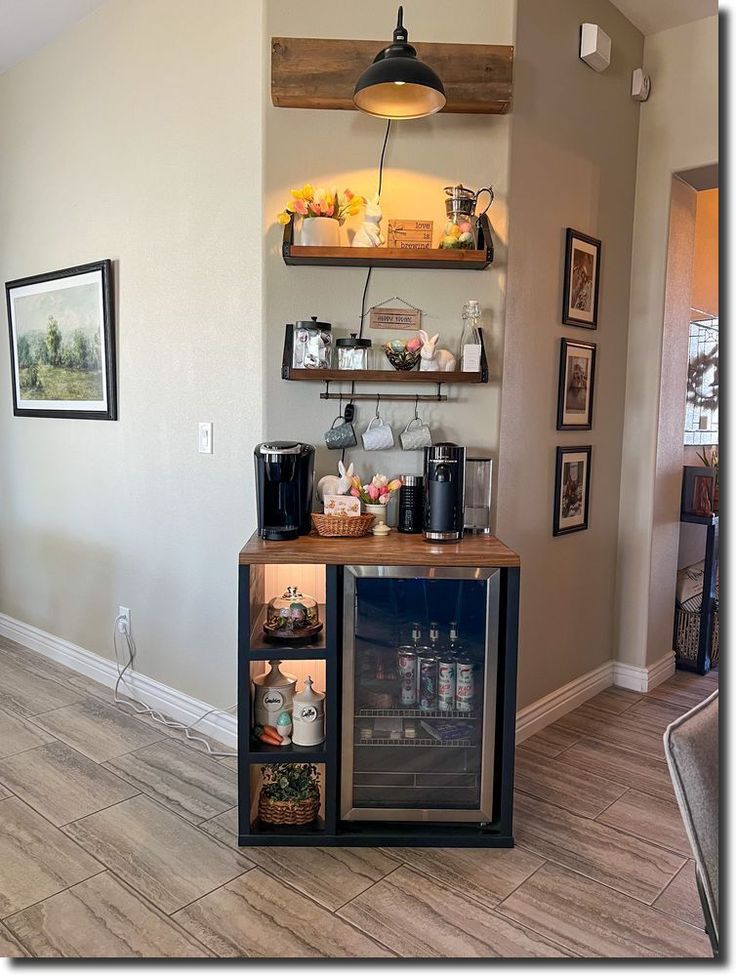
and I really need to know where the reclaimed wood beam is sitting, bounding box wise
[272,37,513,115]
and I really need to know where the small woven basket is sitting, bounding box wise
[258,794,320,826]
[311,512,375,537]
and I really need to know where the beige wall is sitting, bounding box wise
[615,16,718,669]
[496,0,643,707]
[264,0,514,494]
[692,188,719,318]
[0,0,264,706]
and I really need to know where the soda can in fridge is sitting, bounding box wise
[419,657,439,711]
[438,657,457,712]
[396,647,418,707]
[455,659,475,713]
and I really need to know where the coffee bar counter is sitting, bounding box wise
[238,530,521,567]
[237,530,520,848]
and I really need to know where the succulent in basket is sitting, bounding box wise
[260,763,320,802]
[383,336,423,371]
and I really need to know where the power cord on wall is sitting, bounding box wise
[112,615,237,758]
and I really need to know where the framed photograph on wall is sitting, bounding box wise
[6,260,116,419]
[553,445,592,536]
[562,228,601,328]
[557,338,597,430]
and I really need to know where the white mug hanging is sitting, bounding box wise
[400,416,432,450]
[362,415,394,451]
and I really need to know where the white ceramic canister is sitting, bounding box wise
[291,675,326,747]
[253,660,297,727]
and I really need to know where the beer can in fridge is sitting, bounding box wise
[438,657,457,711]
[396,647,418,707]
[419,657,439,711]
[456,659,475,713]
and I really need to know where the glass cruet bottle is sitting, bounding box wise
[458,299,482,373]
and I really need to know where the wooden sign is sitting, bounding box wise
[387,220,434,250]
[369,306,422,331]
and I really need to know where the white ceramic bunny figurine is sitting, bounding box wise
[352,195,384,247]
[317,460,354,500]
[418,330,457,372]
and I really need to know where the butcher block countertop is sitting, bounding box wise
[239,531,520,567]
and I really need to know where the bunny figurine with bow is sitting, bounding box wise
[418,330,457,372]
[352,195,384,247]
[317,460,354,501]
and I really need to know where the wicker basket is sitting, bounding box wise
[311,512,375,537]
[675,591,720,667]
[258,793,320,826]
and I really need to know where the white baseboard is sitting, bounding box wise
[0,614,237,748]
[515,661,614,742]
[613,650,676,693]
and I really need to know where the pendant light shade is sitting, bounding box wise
[353,6,446,120]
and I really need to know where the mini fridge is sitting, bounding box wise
[341,565,500,823]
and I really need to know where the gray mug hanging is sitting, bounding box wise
[325,414,357,450]
[400,416,432,450]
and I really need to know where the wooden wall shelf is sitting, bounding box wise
[282,326,489,392]
[272,37,514,115]
[282,215,493,270]
[284,368,484,384]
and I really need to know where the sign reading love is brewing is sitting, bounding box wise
[369,306,422,331]
[387,220,434,249]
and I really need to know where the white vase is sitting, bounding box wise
[364,503,388,526]
[299,217,340,247]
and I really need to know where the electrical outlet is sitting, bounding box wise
[198,422,213,454]
[118,606,131,634]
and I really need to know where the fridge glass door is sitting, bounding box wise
[342,565,499,823]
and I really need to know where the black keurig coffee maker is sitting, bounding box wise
[254,442,314,541]
[423,443,466,542]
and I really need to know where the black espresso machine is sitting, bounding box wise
[423,443,466,542]
[254,442,314,541]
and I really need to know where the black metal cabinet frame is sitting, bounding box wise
[237,563,520,847]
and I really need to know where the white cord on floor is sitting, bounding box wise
[112,615,237,759]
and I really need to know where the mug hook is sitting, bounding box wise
[376,394,381,418]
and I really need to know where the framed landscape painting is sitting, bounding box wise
[562,228,601,328]
[557,337,597,430]
[6,260,116,419]
[553,445,592,536]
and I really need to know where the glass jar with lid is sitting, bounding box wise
[335,333,372,370]
[264,586,322,641]
[292,317,332,369]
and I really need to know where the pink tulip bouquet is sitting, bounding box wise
[350,474,402,507]
[277,185,365,226]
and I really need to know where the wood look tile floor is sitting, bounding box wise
[0,634,716,959]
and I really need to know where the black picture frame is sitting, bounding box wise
[562,228,601,329]
[553,445,592,536]
[557,337,597,430]
[6,260,117,420]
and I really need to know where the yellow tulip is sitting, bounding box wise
[302,183,314,199]
[290,188,304,200]
[277,211,291,225]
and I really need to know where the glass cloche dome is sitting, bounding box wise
[264,586,321,641]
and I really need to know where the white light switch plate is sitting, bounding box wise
[198,422,213,454]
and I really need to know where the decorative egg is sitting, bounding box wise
[459,221,473,234]
[276,711,291,727]
[459,232,473,243]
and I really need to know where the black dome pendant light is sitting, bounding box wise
[353,6,446,120]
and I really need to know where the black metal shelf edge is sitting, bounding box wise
[681,512,719,525]
[247,740,327,762]
[248,647,329,660]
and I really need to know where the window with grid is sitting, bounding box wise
[684,316,719,446]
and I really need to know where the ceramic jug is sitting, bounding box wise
[291,676,326,747]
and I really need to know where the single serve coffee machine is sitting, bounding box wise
[423,443,466,542]
[254,442,314,541]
